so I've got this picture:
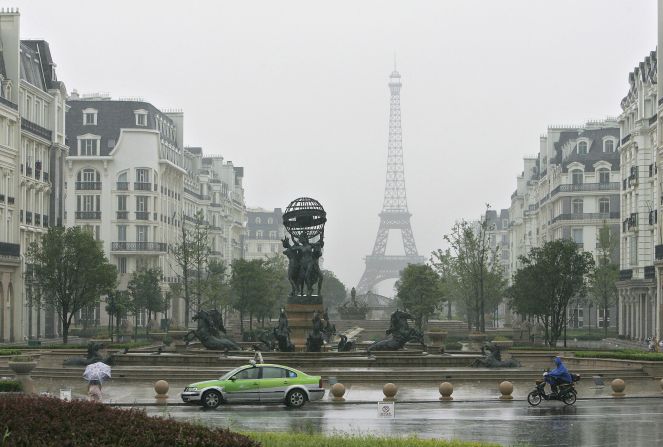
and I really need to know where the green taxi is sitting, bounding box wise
[180,362,325,409]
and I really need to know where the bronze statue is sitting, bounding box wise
[184,309,241,351]
[321,308,336,343]
[471,342,520,368]
[63,341,112,366]
[367,309,425,353]
[273,308,295,352]
[306,311,324,352]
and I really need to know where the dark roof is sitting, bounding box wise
[66,99,177,156]
[560,127,620,172]
[20,40,63,92]
[186,146,202,154]
[246,208,284,233]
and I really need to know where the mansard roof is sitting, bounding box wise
[559,127,620,173]
[20,40,64,93]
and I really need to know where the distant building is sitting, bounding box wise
[482,208,511,327]
[0,9,69,341]
[243,208,285,260]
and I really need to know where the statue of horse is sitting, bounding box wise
[367,309,426,353]
[471,342,520,368]
[184,309,241,351]
[337,334,356,352]
[63,341,113,366]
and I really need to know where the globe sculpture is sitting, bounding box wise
[282,197,327,241]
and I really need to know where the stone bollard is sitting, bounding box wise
[154,380,169,404]
[382,383,398,401]
[611,378,626,398]
[499,381,513,400]
[439,382,453,401]
[331,383,346,402]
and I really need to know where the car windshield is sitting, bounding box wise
[219,366,245,380]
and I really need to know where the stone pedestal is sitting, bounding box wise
[286,295,324,350]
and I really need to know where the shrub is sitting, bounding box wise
[446,341,463,350]
[574,350,663,362]
[0,349,21,356]
[163,335,173,346]
[9,355,35,362]
[492,336,510,341]
[0,380,22,392]
[0,395,258,447]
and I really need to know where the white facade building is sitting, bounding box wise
[243,207,285,261]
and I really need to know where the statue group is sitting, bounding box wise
[471,342,520,368]
[368,310,425,353]
[184,309,241,351]
[282,231,324,297]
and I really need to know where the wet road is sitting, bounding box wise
[147,398,663,446]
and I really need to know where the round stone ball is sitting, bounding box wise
[611,378,626,393]
[499,380,513,396]
[154,380,169,396]
[439,382,453,398]
[331,383,346,399]
[383,383,398,399]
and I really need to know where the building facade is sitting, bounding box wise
[243,207,285,260]
[0,9,68,341]
[483,209,511,327]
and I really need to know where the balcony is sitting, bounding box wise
[7,196,14,205]
[75,211,101,220]
[43,215,48,227]
[0,95,18,110]
[0,194,4,203]
[21,118,52,141]
[656,245,663,260]
[622,134,631,145]
[551,182,620,196]
[116,182,129,191]
[26,166,32,176]
[25,211,32,224]
[551,212,619,224]
[619,269,633,281]
[650,115,658,126]
[645,265,656,280]
[111,242,168,252]
[75,182,102,190]
[0,242,20,258]
[34,169,41,180]
[116,211,129,220]
[34,213,41,226]
[134,182,152,191]
[135,211,150,220]
[43,172,49,182]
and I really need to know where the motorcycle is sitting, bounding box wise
[527,372,581,406]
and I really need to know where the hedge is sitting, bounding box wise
[246,432,499,447]
[0,380,22,392]
[0,395,258,447]
[0,349,21,356]
[574,350,663,362]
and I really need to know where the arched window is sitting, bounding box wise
[571,169,583,185]
[572,198,583,214]
[604,140,615,153]
[598,169,610,184]
[267,217,273,225]
[577,141,588,155]
[599,198,610,214]
[255,217,262,224]
[76,168,100,190]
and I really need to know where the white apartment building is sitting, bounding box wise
[618,51,660,341]
[509,119,621,329]
[243,207,285,260]
[483,209,511,327]
[0,9,68,342]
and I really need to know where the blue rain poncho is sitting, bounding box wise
[548,356,572,383]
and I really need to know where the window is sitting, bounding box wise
[117,195,127,211]
[271,244,277,253]
[136,196,148,212]
[572,228,583,244]
[255,217,262,224]
[83,108,98,125]
[598,169,610,184]
[269,230,277,239]
[136,225,148,242]
[117,225,127,242]
[261,367,286,379]
[256,230,263,238]
[604,140,615,153]
[118,257,127,274]
[629,236,638,265]
[232,367,259,380]
[134,110,147,126]
[79,139,98,156]
[136,168,150,183]
[257,243,263,253]
[267,217,274,224]
[572,198,583,214]
[571,170,583,185]
[78,195,99,212]
[81,168,98,183]
[599,198,610,214]
[578,141,588,155]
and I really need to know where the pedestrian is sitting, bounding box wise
[87,379,103,402]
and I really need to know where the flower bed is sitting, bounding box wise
[0,395,258,447]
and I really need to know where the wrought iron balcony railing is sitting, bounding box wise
[111,242,168,252]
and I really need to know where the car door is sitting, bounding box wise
[258,366,290,402]
[223,366,260,402]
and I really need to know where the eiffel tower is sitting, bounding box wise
[356,68,425,294]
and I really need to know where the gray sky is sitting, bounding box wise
[14,0,658,294]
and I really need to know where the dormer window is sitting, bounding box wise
[83,108,98,125]
[577,141,588,155]
[603,139,616,153]
[134,109,148,126]
[77,134,101,156]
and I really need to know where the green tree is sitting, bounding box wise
[321,270,348,311]
[395,264,443,330]
[127,267,163,339]
[509,239,595,347]
[201,259,230,311]
[105,290,131,342]
[230,259,271,333]
[590,223,619,336]
[27,226,117,344]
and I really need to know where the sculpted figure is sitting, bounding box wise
[184,309,241,351]
[367,309,425,353]
[306,311,324,352]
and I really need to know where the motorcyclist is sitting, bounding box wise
[544,356,572,397]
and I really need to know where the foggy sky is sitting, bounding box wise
[12,0,657,295]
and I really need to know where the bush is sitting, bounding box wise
[446,341,463,350]
[0,349,21,356]
[0,380,22,392]
[0,395,258,447]
[492,336,510,341]
[246,432,499,446]
[10,355,35,362]
[574,350,663,362]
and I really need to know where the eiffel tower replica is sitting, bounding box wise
[357,68,425,294]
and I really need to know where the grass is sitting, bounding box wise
[245,432,500,447]
[574,350,663,361]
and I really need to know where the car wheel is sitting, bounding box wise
[527,391,542,406]
[201,390,222,409]
[562,390,577,406]
[286,389,306,408]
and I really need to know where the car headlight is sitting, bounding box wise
[185,387,198,392]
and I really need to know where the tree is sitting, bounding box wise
[509,239,595,347]
[590,223,619,336]
[105,290,131,342]
[321,270,347,311]
[201,259,230,311]
[395,264,443,330]
[230,259,271,333]
[127,267,163,340]
[27,226,117,344]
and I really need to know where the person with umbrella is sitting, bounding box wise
[83,362,111,402]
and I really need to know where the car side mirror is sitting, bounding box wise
[229,377,236,382]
